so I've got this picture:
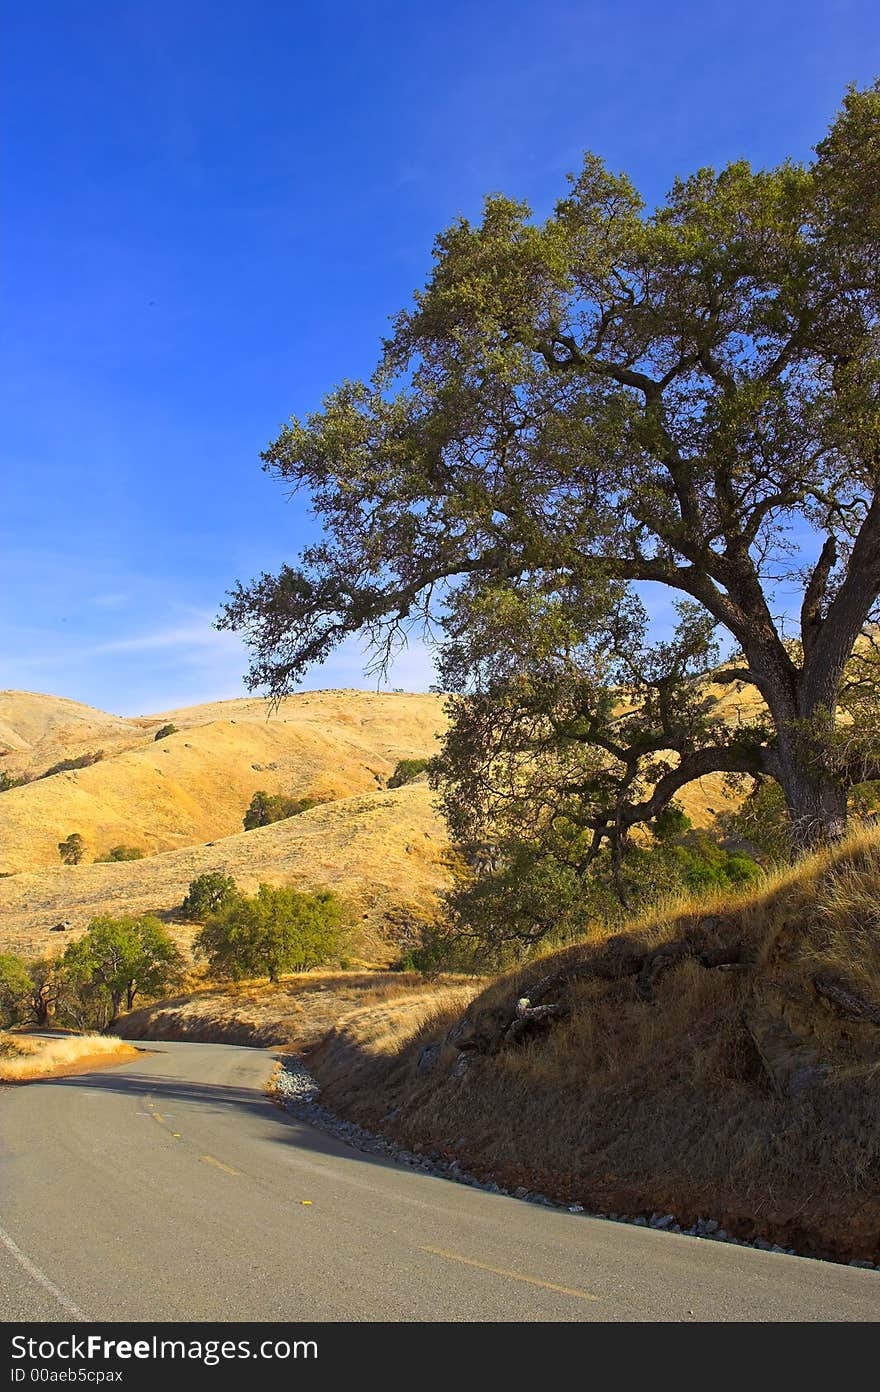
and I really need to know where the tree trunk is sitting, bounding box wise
[31,993,51,1027]
[778,759,848,855]
[747,642,849,855]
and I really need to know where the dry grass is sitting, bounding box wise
[0,690,150,780]
[115,971,482,1053]
[0,689,448,874]
[308,827,880,1262]
[0,682,762,962]
[0,1031,139,1081]
[0,782,452,961]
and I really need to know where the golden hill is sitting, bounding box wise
[0,677,766,963]
[0,781,451,962]
[0,689,447,875]
[0,690,150,779]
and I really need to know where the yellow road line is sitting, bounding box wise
[151,1113,166,1124]
[200,1154,239,1177]
[419,1246,600,1303]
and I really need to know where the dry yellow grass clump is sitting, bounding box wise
[0,1032,139,1081]
[307,827,880,1263]
[115,971,481,1054]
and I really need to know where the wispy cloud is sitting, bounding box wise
[86,620,241,657]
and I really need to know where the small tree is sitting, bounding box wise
[0,954,32,1026]
[388,758,430,788]
[181,872,238,920]
[153,724,178,741]
[243,791,316,830]
[97,846,144,862]
[62,915,184,1023]
[58,833,85,865]
[195,884,347,982]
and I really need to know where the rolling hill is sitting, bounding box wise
[0,781,451,962]
[0,679,765,963]
[0,689,448,875]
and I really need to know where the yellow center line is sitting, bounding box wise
[200,1154,240,1177]
[419,1246,600,1303]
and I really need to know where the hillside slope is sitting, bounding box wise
[0,690,150,778]
[0,689,447,874]
[0,782,451,960]
[307,827,880,1263]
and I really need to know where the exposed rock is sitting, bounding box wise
[813,973,880,1027]
[416,1043,440,1076]
[742,999,832,1098]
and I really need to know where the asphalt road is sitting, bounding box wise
[1,1040,878,1322]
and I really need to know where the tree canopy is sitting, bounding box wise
[220,84,880,856]
[58,833,86,865]
[243,790,317,830]
[194,884,347,981]
[62,915,184,1023]
[181,871,238,920]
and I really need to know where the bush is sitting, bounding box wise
[0,770,24,792]
[40,750,104,779]
[422,819,764,971]
[58,833,86,865]
[243,790,318,830]
[388,757,430,788]
[153,724,178,741]
[666,831,762,893]
[195,884,348,981]
[0,954,32,1027]
[181,872,238,920]
[97,846,144,863]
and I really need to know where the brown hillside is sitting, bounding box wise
[0,690,447,874]
[0,782,451,961]
[0,690,150,779]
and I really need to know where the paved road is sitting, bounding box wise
[1,1041,877,1321]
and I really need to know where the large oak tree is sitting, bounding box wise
[221,85,880,855]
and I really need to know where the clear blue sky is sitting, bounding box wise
[2,1,878,715]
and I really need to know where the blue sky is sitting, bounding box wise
[2,1,878,715]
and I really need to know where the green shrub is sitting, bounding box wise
[388,758,430,788]
[667,831,762,892]
[58,833,86,865]
[97,845,144,863]
[0,954,32,1027]
[0,770,24,792]
[181,872,238,920]
[41,750,104,779]
[243,790,318,830]
[153,724,178,741]
[195,884,348,981]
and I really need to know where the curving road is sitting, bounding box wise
[1,1041,878,1322]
